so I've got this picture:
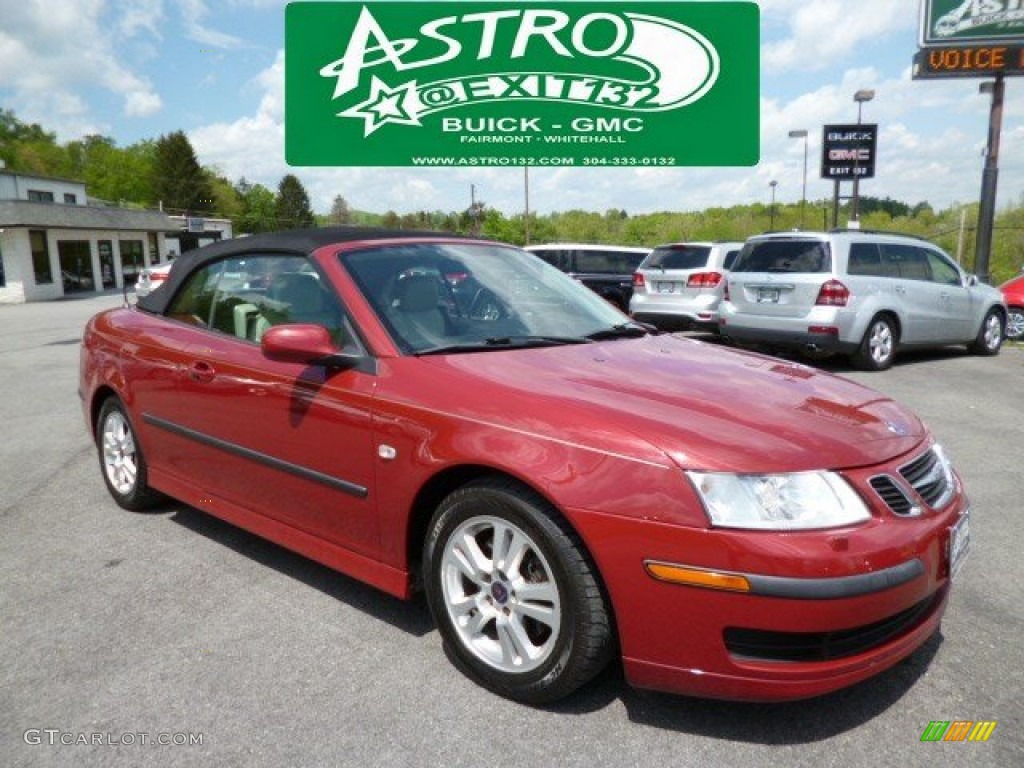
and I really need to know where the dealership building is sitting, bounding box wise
[0,170,232,304]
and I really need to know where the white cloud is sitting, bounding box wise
[124,89,163,117]
[0,0,163,132]
[178,0,245,49]
[191,51,284,178]
[760,0,918,73]
[116,0,166,39]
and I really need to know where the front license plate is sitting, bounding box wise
[949,511,970,579]
[757,287,780,303]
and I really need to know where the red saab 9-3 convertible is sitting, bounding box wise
[80,228,970,704]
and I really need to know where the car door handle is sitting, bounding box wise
[189,361,216,383]
[894,286,906,295]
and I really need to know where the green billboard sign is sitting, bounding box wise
[285,2,759,167]
[920,1,1024,47]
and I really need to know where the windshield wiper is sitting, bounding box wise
[415,335,592,356]
[584,322,653,341]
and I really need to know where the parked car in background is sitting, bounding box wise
[999,273,1024,340]
[719,230,1007,370]
[134,262,173,298]
[81,227,969,704]
[629,241,743,331]
[525,243,649,310]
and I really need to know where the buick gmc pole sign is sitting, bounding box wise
[821,125,877,180]
[820,123,877,229]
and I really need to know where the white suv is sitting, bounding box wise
[719,230,1007,370]
[629,241,743,331]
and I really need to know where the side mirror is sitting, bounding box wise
[261,324,358,369]
[965,274,979,287]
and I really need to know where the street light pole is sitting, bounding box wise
[769,180,778,230]
[851,89,875,227]
[788,129,808,229]
[470,183,481,236]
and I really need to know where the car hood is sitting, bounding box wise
[423,335,925,473]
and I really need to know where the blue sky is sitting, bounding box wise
[1,0,1021,217]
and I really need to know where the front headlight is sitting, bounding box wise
[686,471,871,530]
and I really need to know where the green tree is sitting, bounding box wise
[275,174,316,229]
[66,135,155,206]
[329,195,352,225]
[0,110,60,171]
[151,131,213,214]
[235,178,277,234]
[205,171,242,220]
[9,139,68,177]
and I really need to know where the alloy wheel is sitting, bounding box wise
[983,313,1003,350]
[868,320,893,365]
[1007,308,1024,340]
[440,515,561,674]
[102,410,138,495]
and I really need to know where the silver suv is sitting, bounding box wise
[719,230,1007,370]
[629,241,743,331]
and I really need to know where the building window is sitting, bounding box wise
[0,244,6,288]
[30,230,53,284]
[63,193,77,204]
[119,240,146,282]
[27,190,55,203]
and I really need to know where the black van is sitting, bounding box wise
[525,243,649,310]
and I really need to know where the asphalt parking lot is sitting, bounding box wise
[2,293,1021,768]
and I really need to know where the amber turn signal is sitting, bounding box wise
[644,561,752,592]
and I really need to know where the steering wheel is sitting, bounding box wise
[468,289,506,321]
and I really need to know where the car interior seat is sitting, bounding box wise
[245,271,340,344]
[389,273,449,345]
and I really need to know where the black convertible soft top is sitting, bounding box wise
[137,226,470,315]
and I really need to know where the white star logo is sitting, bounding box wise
[339,77,421,136]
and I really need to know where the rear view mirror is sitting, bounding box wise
[261,324,358,369]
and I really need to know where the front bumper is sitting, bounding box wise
[570,489,965,701]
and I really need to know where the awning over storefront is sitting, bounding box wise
[0,201,179,232]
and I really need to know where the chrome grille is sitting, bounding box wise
[899,447,954,509]
[869,446,955,515]
[869,476,916,515]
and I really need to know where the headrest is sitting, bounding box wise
[395,274,441,313]
[271,272,324,311]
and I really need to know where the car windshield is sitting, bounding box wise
[341,242,635,354]
[731,240,831,273]
[643,245,711,270]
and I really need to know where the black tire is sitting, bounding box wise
[1007,306,1024,341]
[96,398,164,511]
[968,308,1005,356]
[423,478,613,704]
[851,315,897,371]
